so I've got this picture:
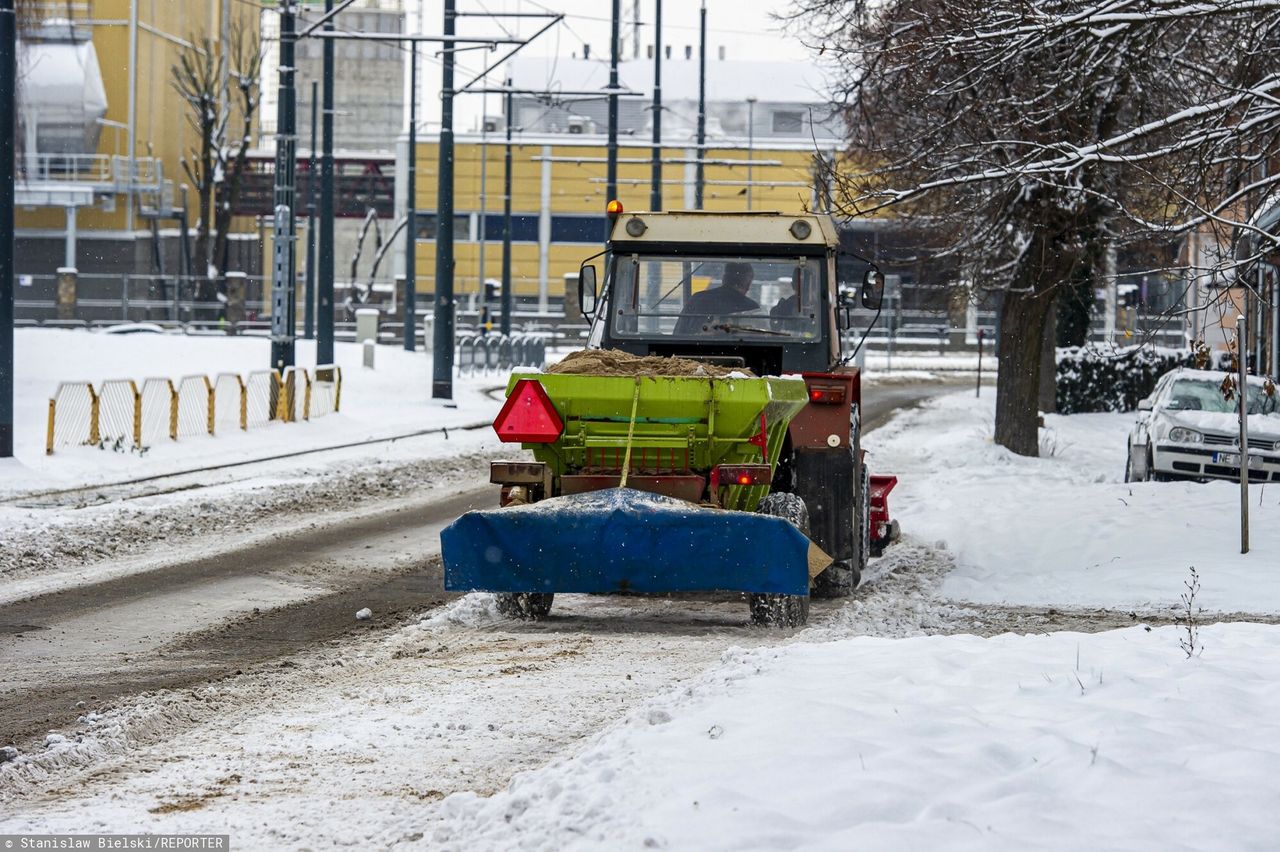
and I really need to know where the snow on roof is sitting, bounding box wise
[508,56,835,106]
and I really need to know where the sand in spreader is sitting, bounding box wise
[546,349,756,378]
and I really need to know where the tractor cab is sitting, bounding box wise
[578,211,884,376]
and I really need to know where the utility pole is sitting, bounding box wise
[649,0,662,212]
[746,96,756,210]
[317,0,336,366]
[269,0,298,371]
[432,0,457,401]
[0,0,14,457]
[695,0,706,209]
[304,80,318,340]
[606,0,620,206]
[501,82,514,337]
[404,43,417,352]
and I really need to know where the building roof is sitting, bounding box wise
[508,56,835,107]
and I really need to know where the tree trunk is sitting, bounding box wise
[995,285,1055,457]
[1039,299,1058,414]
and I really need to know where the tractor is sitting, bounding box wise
[441,210,899,627]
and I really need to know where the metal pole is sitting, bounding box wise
[501,82,513,336]
[304,80,318,340]
[317,0,336,365]
[976,329,983,397]
[404,44,417,351]
[606,0,620,206]
[695,0,706,209]
[431,0,457,400]
[1238,312,1250,554]
[0,0,15,457]
[746,96,755,210]
[269,0,298,371]
[649,0,662,212]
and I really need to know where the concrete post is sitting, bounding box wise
[225,271,247,328]
[56,267,77,321]
[564,272,581,322]
[395,274,408,325]
[355,306,379,345]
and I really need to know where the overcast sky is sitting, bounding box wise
[406,1,819,132]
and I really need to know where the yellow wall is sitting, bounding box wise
[408,139,834,300]
[17,1,259,233]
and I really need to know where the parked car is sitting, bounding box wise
[1127,368,1280,483]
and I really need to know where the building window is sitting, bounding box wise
[771,111,803,134]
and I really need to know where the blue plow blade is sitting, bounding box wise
[442,487,811,596]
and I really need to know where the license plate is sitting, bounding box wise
[1213,452,1265,470]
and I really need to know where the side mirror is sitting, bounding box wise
[861,267,885,311]
[1137,398,1154,411]
[579,264,598,316]
[836,303,854,331]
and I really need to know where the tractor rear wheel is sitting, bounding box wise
[750,492,811,628]
[495,592,554,620]
[812,411,867,598]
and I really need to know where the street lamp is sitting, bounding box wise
[746,96,757,211]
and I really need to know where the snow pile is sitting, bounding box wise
[871,391,1280,612]
[425,624,1280,850]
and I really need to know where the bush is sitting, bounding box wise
[1056,345,1194,414]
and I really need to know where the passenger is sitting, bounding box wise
[673,262,759,334]
[770,274,799,329]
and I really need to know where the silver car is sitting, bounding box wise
[1126,368,1280,483]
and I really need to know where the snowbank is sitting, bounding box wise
[872,391,1280,613]
[5,329,504,495]
[428,624,1280,851]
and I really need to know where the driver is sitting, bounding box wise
[673,262,759,334]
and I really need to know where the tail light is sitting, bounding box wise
[806,380,847,405]
[712,464,772,488]
[493,379,564,443]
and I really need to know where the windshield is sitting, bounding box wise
[609,254,823,341]
[1166,379,1278,415]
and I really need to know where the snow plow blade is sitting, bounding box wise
[442,487,811,596]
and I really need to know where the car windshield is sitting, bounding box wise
[609,254,823,341]
[1166,379,1278,415]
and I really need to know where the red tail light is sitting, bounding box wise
[493,379,564,443]
[712,464,772,487]
[807,381,847,405]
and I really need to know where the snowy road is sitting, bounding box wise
[0,380,968,773]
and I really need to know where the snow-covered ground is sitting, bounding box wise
[2,328,504,496]
[5,333,1277,849]
[874,391,1280,613]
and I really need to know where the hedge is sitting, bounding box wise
[1055,345,1195,414]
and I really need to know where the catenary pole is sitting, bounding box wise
[404,43,417,352]
[0,0,14,457]
[501,81,513,337]
[694,0,706,209]
[606,0,620,207]
[269,0,298,371]
[649,0,661,212]
[317,0,336,365]
[432,0,457,400]
[304,80,318,340]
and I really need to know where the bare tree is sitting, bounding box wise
[789,0,1280,455]
[171,24,261,305]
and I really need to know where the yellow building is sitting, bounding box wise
[401,136,838,311]
[16,1,260,275]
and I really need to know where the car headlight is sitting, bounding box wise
[1168,427,1203,444]
[1273,440,1280,453]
